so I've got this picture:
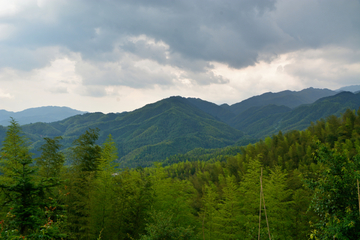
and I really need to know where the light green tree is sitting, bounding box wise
[213,175,241,240]
[264,166,294,240]
[238,156,263,239]
[66,128,102,239]
[36,136,65,178]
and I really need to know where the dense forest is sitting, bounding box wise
[1,107,360,239]
[1,91,359,170]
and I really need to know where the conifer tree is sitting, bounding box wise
[0,118,32,178]
[0,118,55,236]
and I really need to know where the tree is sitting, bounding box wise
[36,136,65,178]
[238,157,263,239]
[90,134,119,238]
[212,175,241,240]
[264,166,294,240]
[66,128,102,239]
[200,183,219,240]
[140,211,196,240]
[307,144,360,239]
[0,118,56,236]
[0,118,32,178]
[71,128,102,173]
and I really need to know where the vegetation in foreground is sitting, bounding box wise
[0,108,360,239]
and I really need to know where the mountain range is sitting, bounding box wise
[1,86,360,168]
[0,106,86,126]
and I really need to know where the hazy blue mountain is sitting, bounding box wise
[226,87,336,115]
[0,106,86,126]
[335,85,360,93]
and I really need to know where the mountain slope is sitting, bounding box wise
[0,106,86,126]
[336,85,360,93]
[185,97,236,123]
[19,97,245,168]
[230,91,360,138]
[227,87,336,115]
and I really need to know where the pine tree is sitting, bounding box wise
[0,118,55,236]
[0,118,32,178]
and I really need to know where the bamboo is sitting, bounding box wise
[262,187,272,240]
[357,179,360,216]
[258,168,262,240]
[202,209,206,240]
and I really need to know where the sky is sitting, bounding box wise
[0,0,359,113]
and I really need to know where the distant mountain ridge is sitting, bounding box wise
[225,87,336,115]
[17,97,245,168]
[335,85,360,93]
[0,106,86,126]
[1,87,360,168]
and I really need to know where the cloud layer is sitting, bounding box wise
[0,0,359,112]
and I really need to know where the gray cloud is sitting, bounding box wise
[0,0,359,89]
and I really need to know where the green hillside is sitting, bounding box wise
[226,87,335,115]
[1,90,360,168]
[2,101,360,239]
[225,91,360,139]
[16,96,245,168]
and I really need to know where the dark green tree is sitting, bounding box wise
[0,118,56,236]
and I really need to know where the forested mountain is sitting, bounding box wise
[222,87,336,115]
[228,91,360,138]
[1,105,360,239]
[0,90,360,168]
[20,97,246,167]
[186,91,360,139]
[0,106,86,126]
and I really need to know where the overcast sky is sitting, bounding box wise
[0,0,359,113]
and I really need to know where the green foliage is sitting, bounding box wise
[0,118,32,177]
[140,211,196,240]
[71,128,102,173]
[263,166,294,240]
[36,136,65,178]
[66,128,102,239]
[0,119,61,237]
[0,106,359,239]
[307,145,360,239]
